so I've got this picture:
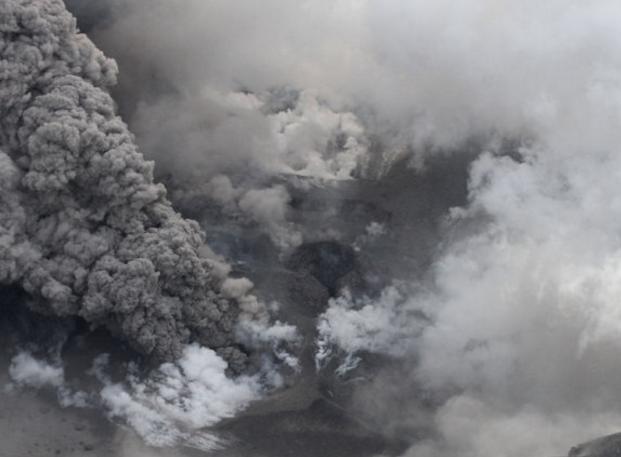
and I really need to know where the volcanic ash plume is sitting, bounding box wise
[9,0,621,456]
[0,0,239,361]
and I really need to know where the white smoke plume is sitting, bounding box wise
[221,1,621,455]
[7,346,265,452]
[316,285,425,372]
[83,0,621,176]
[8,351,90,407]
[9,351,64,389]
[97,344,262,451]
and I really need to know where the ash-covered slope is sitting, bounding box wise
[569,434,621,457]
[0,0,237,360]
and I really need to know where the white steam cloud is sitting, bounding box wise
[98,345,262,451]
[9,352,64,389]
[8,346,266,452]
[84,0,621,170]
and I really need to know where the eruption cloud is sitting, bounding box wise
[0,0,244,362]
[4,0,621,456]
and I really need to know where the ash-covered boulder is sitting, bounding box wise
[0,0,237,360]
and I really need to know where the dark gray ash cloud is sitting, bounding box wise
[0,0,240,362]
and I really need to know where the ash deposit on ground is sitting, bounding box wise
[2,1,621,457]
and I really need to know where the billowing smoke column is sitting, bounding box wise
[8,0,621,456]
[0,0,238,361]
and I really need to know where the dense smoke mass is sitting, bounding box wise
[0,0,247,362]
[3,0,621,456]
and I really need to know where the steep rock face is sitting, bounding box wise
[0,0,237,360]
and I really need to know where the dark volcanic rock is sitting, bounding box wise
[260,269,331,319]
[570,433,621,457]
[214,398,402,457]
[287,241,361,296]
